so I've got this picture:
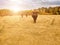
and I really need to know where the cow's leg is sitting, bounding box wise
[33,16,37,23]
[34,17,36,23]
[32,15,38,23]
[34,16,38,23]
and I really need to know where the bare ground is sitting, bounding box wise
[0,15,60,45]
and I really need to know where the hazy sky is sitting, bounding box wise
[0,0,60,10]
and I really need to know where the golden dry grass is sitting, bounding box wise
[0,15,60,45]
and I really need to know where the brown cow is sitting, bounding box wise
[32,9,39,23]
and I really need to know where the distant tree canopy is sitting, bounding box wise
[0,9,13,16]
[38,6,60,15]
[0,6,60,16]
[18,6,60,15]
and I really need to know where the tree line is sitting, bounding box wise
[0,6,60,16]
[38,6,60,15]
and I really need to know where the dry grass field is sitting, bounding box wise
[0,15,60,45]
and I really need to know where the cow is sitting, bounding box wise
[32,9,39,23]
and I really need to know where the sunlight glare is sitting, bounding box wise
[10,6,20,13]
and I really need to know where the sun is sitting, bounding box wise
[12,8,20,12]
[10,6,20,13]
[9,0,23,12]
